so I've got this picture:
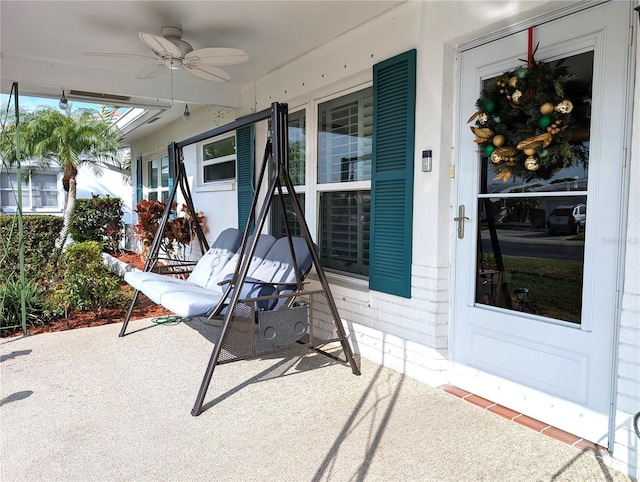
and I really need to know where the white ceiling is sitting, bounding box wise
[1,0,403,140]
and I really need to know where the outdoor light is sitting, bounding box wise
[183,105,191,122]
[59,90,69,110]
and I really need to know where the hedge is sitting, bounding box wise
[0,214,63,282]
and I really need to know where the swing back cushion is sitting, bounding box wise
[123,228,243,304]
[227,236,315,312]
[187,228,244,287]
[156,236,313,318]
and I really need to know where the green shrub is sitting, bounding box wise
[50,241,128,316]
[0,215,62,282]
[0,278,50,330]
[70,195,124,251]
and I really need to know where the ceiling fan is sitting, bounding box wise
[85,26,250,83]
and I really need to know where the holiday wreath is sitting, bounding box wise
[468,55,590,182]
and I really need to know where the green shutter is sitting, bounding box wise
[135,156,143,203]
[236,125,255,233]
[369,49,416,298]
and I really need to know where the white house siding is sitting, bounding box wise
[612,21,640,475]
[129,1,639,477]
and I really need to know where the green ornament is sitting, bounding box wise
[516,67,528,79]
[483,144,496,156]
[484,99,496,113]
[493,116,501,124]
[539,148,549,158]
[538,114,552,130]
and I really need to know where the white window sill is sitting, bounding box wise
[194,182,236,193]
[308,270,369,292]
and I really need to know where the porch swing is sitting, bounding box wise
[119,102,360,416]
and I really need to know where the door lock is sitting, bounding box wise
[454,205,470,239]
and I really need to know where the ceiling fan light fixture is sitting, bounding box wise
[165,58,182,70]
[183,105,191,122]
[59,90,69,110]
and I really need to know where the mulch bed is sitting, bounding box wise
[2,251,168,338]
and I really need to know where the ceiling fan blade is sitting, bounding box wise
[138,31,181,58]
[183,63,231,83]
[136,63,167,80]
[83,52,159,61]
[184,47,250,65]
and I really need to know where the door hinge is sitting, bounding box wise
[449,166,455,178]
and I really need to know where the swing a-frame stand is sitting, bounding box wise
[121,102,360,416]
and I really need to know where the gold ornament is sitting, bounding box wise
[540,102,554,115]
[490,151,503,164]
[470,126,494,143]
[524,157,540,171]
[478,113,488,125]
[523,148,536,156]
[508,76,518,88]
[495,146,518,157]
[555,100,574,114]
[511,90,523,104]
[492,135,505,147]
[493,170,512,182]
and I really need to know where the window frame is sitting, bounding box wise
[314,84,373,279]
[143,154,170,202]
[201,134,237,185]
[0,168,63,213]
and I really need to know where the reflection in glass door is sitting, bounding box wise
[475,51,592,324]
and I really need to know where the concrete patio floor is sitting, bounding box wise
[0,318,633,481]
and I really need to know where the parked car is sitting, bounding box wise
[547,203,586,235]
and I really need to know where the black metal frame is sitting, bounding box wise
[119,102,360,416]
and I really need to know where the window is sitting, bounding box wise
[202,135,236,183]
[288,109,306,186]
[146,155,169,202]
[271,109,306,238]
[317,88,373,276]
[0,171,60,212]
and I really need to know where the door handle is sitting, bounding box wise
[454,205,470,239]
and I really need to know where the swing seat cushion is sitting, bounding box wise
[124,227,243,303]
[125,229,314,319]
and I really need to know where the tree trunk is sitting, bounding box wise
[54,176,77,256]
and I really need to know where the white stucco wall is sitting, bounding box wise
[129,106,240,245]
[76,166,133,225]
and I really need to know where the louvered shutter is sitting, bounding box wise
[236,125,255,233]
[369,49,416,298]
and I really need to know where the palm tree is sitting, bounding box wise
[2,107,122,259]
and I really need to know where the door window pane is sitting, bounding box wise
[475,51,592,324]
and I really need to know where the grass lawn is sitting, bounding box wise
[485,254,583,323]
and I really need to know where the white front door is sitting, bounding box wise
[452,2,632,446]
